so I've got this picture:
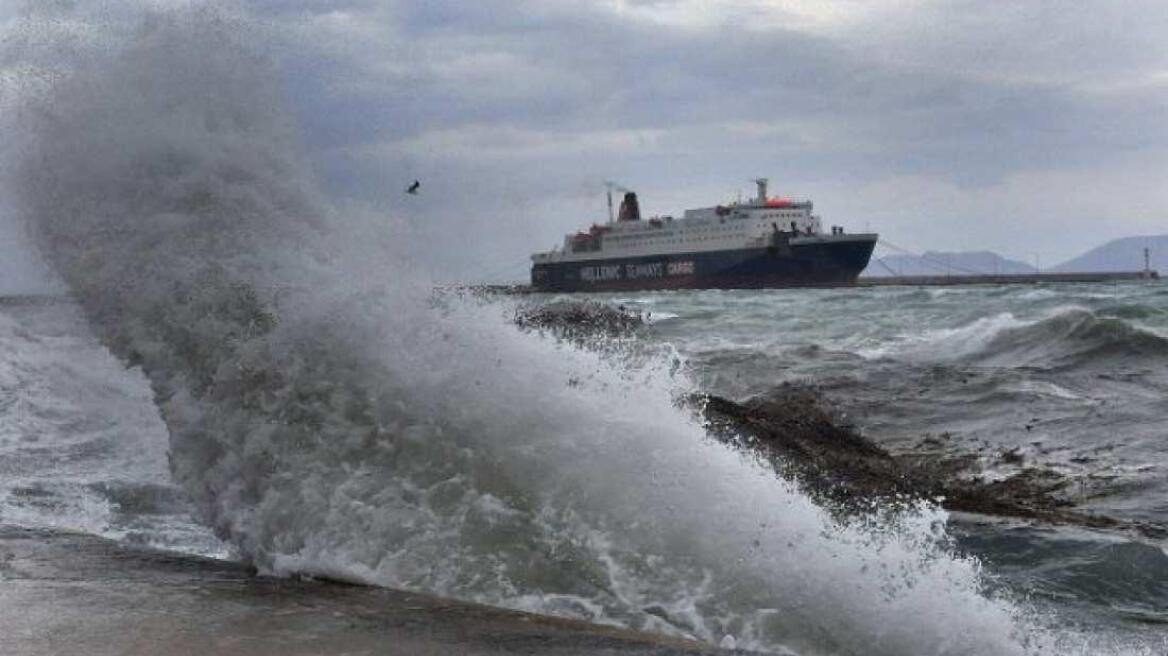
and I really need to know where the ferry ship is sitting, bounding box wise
[530,179,877,292]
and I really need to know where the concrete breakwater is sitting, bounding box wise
[857,270,1158,287]
[466,270,1158,294]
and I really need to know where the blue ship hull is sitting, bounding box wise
[531,236,876,292]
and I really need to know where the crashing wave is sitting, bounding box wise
[868,306,1168,370]
[975,307,1168,368]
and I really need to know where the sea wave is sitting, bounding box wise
[974,307,1168,368]
[1096,303,1168,321]
[867,307,1168,370]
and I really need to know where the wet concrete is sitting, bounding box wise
[0,526,737,656]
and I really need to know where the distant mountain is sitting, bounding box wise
[1052,234,1168,273]
[862,251,1036,277]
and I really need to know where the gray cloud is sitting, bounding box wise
[5,1,1167,283]
[242,0,1168,280]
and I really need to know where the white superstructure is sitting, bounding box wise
[532,179,837,264]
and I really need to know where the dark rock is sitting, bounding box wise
[1000,448,1025,465]
[513,301,644,342]
[697,384,1157,537]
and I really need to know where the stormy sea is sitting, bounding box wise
[2,6,1166,656]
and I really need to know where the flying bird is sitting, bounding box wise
[406,180,420,195]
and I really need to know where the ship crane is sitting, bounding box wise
[604,181,632,223]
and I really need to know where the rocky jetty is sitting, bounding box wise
[700,384,1164,538]
[513,300,644,342]
[511,301,1158,536]
[514,299,1163,538]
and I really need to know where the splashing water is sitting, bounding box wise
[4,5,1151,655]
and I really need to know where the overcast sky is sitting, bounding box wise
[4,0,1168,285]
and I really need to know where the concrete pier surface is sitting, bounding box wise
[0,526,736,656]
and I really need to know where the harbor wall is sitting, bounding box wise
[469,270,1159,295]
[856,271,1159,287]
